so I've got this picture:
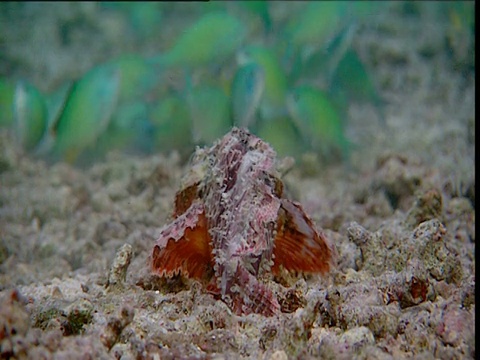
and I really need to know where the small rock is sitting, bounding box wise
[339,326,375,352]
[373,154,423,210]
[405,188,443,228]
[347,222,372,246]
[269,350,288,360]
[100,306,135,350]
[107,243,133,289]
[436,306,474,348]
[64,298,94,335]
[0,289,30,340]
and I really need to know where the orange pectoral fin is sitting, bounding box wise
[152,203,213,280]
[272,199,334,275]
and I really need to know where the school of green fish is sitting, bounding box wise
[0,2,472,165]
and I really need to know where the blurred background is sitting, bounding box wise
[0,1,474,168]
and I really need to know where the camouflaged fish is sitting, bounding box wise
[151,127,335,316]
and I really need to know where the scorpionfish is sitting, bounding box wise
[151,127,335,316]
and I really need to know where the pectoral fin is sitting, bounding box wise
[151,201,213,280]
[272,199,335,274]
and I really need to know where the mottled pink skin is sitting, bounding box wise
[155,201,205,248]
[200,128,281,315]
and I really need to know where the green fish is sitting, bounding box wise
[255,116,305,159]
[13,81,48,152]
[149,94,192,156]
[235,1,272,34]
[349,2,385,20]
[289,22,357,84]
[287,85,350,162]
[187,84,231,146]
[282,2,349,77]
[45,82,73,130]
[0,78,15,128]
[154,12,247,69]
[34,81,74,156]
[128,2,163,39]
[51,63,120,163]
[231,63,265,129]
[105,54,158,103]
[237,45,288,120]
[329,49,385,123]
[95,102,153,155]
[284,2,347,50]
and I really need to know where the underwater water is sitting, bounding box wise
[0,2,475,358]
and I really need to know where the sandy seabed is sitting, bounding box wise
[0,3,474,359]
